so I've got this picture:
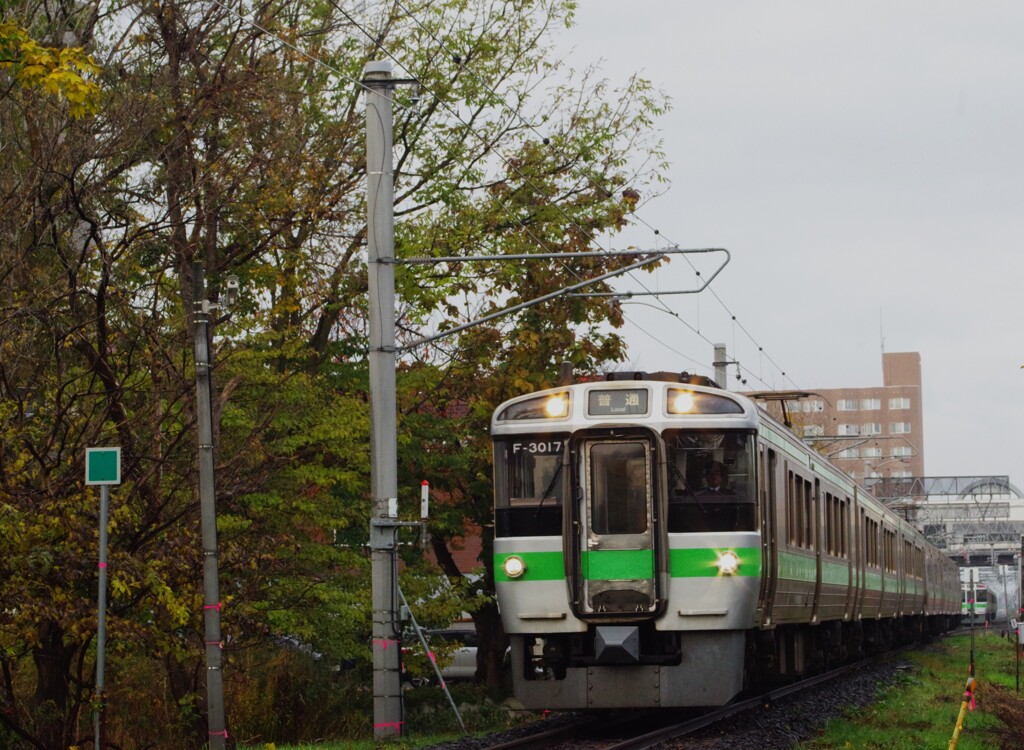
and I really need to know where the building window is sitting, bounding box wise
[834,448,859,459]
[786,400,802,412]
[892,470,912,478]
[890,446,913,457]
[862,447,882,458]
[803,425,824,437]
[860,398,880,410]
[803,400,824,412]
[890,422,912,434]
[889,397,911,409]
[861,423,881,435]
[837,399,858,411]
[837,424,858,436]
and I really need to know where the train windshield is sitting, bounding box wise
[664,429,757,532]
[493,435,568,537]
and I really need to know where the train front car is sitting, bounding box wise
[492,378,762,708]
[962,582,998,624]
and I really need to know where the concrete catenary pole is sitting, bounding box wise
[713,344,728,388]
[363,60,404,738]
[192,263,227,749]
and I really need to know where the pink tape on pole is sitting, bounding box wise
[203,602,222,611]
[208,729,229,738]
[205,641,224,649]
[373,638,398,650]
[98,562,107,569]
[373,722,403,730]
[428,652,436,664]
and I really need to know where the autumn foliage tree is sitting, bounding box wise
[0,0,669,745]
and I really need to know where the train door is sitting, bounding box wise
[811,478,822,622]
[572,431,660,617]
[842,498,856,618]
[758,446,779,625]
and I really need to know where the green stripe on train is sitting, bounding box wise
[778,551,816,581]
[495,547,762,582]
[582,549,654,580]
[668,547,761,578]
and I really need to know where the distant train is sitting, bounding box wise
[492,373,962,709]
[961,581,997,624]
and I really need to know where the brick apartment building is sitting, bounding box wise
[758,352,925,483]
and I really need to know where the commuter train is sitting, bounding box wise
[492,373,961,709]
[961,581,997,624]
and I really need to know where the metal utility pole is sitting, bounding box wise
[363,60,403,739]
[192,263,227,749]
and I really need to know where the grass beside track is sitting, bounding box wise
[797,630,1024,750]
[240,631,1024,750]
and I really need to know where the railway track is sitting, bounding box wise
[472,648,922,750]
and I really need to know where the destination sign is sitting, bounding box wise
[588,388,648,416]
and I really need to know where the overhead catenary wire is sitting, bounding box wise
[204,0,777,388]
[381,0,799,391]
[206,0,796,392]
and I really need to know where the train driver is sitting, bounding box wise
[697,461,731,496]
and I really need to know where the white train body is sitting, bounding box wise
[491,375,960,709]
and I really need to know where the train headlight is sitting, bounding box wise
[716,551,740,576]
[503,556,527,579]
[544,395,569,418]
[668,390,695,414]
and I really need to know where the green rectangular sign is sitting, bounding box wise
[86,447,121,485]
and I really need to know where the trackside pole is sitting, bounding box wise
[969,570,975,677]
[364,59,404,739]
[1017,615,1022,693]
[85,446,121,750]
[947,676,977,750]
[95,484,109,750]
[193,264,228,749]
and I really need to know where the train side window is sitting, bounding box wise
[861,512,867,565]
[864,516,878,567]
[804,479,814,550]
[824,494,831,554]
[759,448,766,515]
[787,471,797,545]
[836,499,842,557]
[825,493,836,556]
[841,499,850,558]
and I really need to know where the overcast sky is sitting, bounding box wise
[554,2,1024,480]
